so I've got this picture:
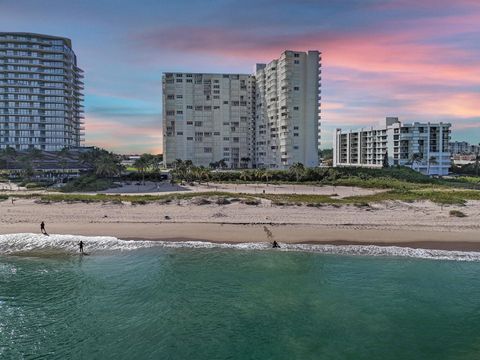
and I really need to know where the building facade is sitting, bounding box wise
[449,141,479,156]
[333,118,451,176]
[255,50,321,169]
[162,50,321,169]
[0,32,84,151]
[162,73,255,168]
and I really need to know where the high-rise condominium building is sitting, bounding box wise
[333,117,451,176]
[255,50,321,169]
[162,50,321,169]
[162,72,255,168]
[0,32,84,151]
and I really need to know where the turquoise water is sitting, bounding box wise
[1,247,480,359]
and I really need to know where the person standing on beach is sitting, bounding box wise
[40,221,47,235]
[79,241,84,254]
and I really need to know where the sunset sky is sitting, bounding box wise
[1,0,479,154]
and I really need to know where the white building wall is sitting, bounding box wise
[255,50,320,169]
[333,118,451,176]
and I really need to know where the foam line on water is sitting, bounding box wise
[1,233,479,262]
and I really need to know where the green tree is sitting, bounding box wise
[94,153,122,178]
[239,170,251,182]
[0,147,17,171]
[58,147,71,180]
[382,151,389,168]
[134,154,154,185]
[289,162,306,182]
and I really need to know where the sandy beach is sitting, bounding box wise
[1,182,479,251]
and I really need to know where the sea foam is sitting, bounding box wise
[0,233,479,262]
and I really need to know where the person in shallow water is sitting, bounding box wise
[40,221,47,235]
[272,241,280,248]
[79,241,84,254]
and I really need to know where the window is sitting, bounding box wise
[176,79,183,83]
[176,110,183,115]
[294,53,300,58]
[294,60,299,64]
[293,106,299,110]
[195,121,202,126]
[176,95,183,99]
[204,147,212,153]
[294,87,299,91]
[187,105,193,109]
[187,137,193,140]
[167,95,174,100]
[176,132,183,135]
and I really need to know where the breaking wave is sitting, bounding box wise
[1,233,480,262]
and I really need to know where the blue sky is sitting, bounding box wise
[1,0,479,153]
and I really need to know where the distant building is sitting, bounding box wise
[333,117,451,176]
[162,50,321,169]
[255,50,321,169]
[449,141,479,156]
[162,73,255,168]
[0,32,85,151]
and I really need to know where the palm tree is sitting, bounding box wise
[134,154,152,185]
[218,159,227,169]
[58,147,71,181]
[262,170,273,184]
[289,162,305,182]
[407,153,423,172]
[95,154,122,178]
[240,157,251,169]
[239,170,251,182]
[382,151,389,168]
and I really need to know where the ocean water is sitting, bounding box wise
[1,234,480,359]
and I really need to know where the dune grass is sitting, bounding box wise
[15,187,479,207]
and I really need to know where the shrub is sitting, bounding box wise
[192,197,211,205]
[449,210,467,218]
[215,197,231,205]
[62,175,116,192]
[25,182,42,189]
[243,198,261,205]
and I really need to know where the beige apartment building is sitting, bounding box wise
[162,50,321,169]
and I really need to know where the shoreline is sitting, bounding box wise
[2,222,480,252]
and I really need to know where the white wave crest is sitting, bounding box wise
[1,233,479,261]
[0,233,158,254]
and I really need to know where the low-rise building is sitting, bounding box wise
[333,117,451,176]
[449,141,479,156]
